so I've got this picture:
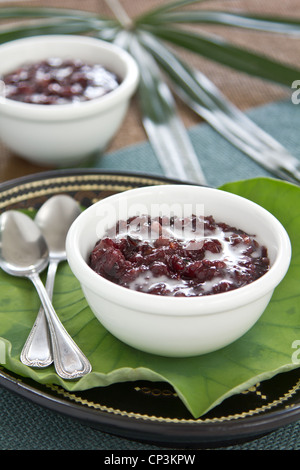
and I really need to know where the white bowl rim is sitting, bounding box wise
[0,35,139,120]
[66,185,292,316]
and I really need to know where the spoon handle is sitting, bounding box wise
[29,272,92,380]
[20,261,59,368]
[20,306,52,368]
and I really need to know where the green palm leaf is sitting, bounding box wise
[0,6,117,44]
[143,25,300,88]
[0,6,114,24]
[0,20,98,44]
[136,0,208,21]
[138,10,300,35]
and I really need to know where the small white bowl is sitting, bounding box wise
[0,35,139,165]
[66,185,291,357]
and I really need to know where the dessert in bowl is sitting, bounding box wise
[0,35,139,165]
[66,184,291,357]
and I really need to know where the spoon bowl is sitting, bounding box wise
[0,210,49,276]
[35,195,82,260]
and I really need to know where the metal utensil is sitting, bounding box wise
[20,195,82,368]
[0,210,92,380]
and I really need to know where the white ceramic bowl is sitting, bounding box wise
[0,35,139,165]
[66,185,291,357]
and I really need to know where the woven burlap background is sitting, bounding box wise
[0,0,299,182]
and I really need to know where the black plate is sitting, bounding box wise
[0,169,299,448]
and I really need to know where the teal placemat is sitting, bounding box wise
[1,99,300,450]
[0,384,299,450]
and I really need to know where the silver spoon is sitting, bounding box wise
[0,210,92,380]
[20,195,82,368]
